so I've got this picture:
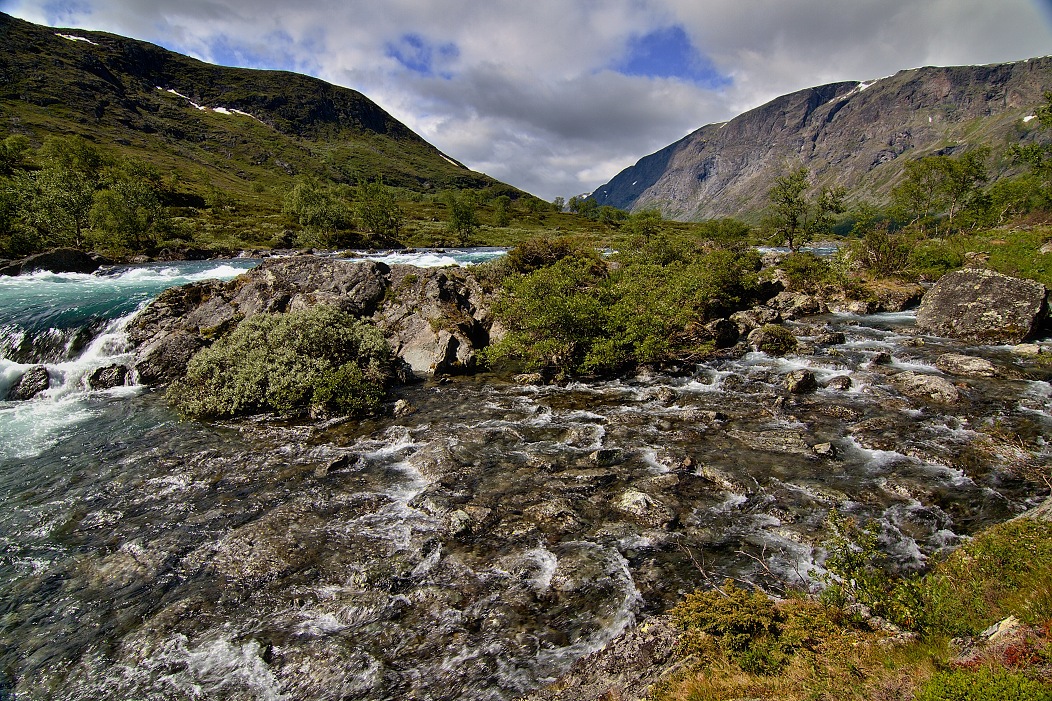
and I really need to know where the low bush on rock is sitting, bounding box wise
[486,235,763,375]
[168,305,395,419]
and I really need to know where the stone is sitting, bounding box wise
[785,369,818,394]
[730,306,782,334]
[868,351,893,366]
[727,428,812,455]
[812,442,839,459]
[824,375,853,391]
[767,291,825,319]
[393,399,416,417]
[1011,343,1042,357]
[612,489,674,528]
[916,268,1048,344]
[589,448,625,467]
[0,248,109,276]
[934,353,998,378]
[7,365,49,400]
[87,364,129,390]
[890,371,960,403]
[133,331,207,385]
[514,373,545,386]
[815,331,846,346]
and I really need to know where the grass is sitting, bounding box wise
[651,518,1052,701]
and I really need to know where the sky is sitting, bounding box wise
[4,1,1052,201]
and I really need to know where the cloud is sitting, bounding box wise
[3,0,1052,200]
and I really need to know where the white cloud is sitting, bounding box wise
[4,0,1052,199]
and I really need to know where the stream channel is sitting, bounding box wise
[0,252,1050,700]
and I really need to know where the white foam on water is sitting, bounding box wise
[841,436,911,471]
[714,492,749,512]
[640,447,671,474]
[180,638,286,701]
[521,545,560,592]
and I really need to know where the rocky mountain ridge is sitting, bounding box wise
[591,58,1052,220]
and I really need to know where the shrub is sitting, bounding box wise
[168,306,394,419]
[504,236,602,274]
[753,324,797,356]
[909,238,964,281]
[671,581,796,675]
[914,668,1052,701]
[780,251,838,292]
[850,221,913,277]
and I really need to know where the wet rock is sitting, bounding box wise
[548,468,618,495]
[727,428,811,455]
[935,353,998,378]
[7,365,50,400]
[514,373,546,386]
[0,248,109,276]
[890,371,960,403]
[785,369,818,394]
[653,387,677,404]
[523,499,584,535]
[87,364,128,390]
[314,453,357,478]
[868,351,893,367]
[589,448,625,467]
[393,398,416,417]
[815,331,846,346]
[612,489,674,528]
[694,464,752,494]
[449,505,496,537]
[1011,343,1043,357]
[817,403,862,421]
[812,442,839,459]
[916,268,1049,344]
[523,615,680,701]
[824,375,853,391]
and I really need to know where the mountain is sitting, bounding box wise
[591,58,1052,221]
[0,12,509,200]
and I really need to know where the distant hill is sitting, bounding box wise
[591,58,1052,221]
[0,12,511,201]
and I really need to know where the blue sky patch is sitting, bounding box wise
[614,25,731,88]
[386,33,459,78]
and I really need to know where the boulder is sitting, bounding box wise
[916,269,1048,344]
[934,353,998,378]
[0,248,109,276]
[7,365,50,400]
[785,369,818,394]
[612,489,674,528]
[824,375,853,391]
[703,318,740,348]
[890,371,960,403]
[768,291,825,319]
[134,331,207,385]
[730,306,781,334]
[87,364,129,390]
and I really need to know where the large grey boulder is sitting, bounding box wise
[890,371,960,403]
[129,257,496,384]
[916,269,1048,344]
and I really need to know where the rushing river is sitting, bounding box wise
[0,253,1050,700]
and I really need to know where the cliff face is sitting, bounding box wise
[591,58,1052,220]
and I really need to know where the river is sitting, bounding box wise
[0,253,1049,700]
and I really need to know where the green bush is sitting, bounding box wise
[485,240,761,375]
[915,668,1052,701]
[849,222,913,277]
[910,238,964,281]
[780,251,839,292]
[670,581,794,675]
[504,236,602,274]
[168,305,394,419]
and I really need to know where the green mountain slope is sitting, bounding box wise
[0,12,506,204]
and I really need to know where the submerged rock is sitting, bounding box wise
[916,268,1048,344]
[612,489,674,528]
[7,365,49,400]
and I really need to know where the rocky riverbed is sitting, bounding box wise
[1,256,1050,700]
